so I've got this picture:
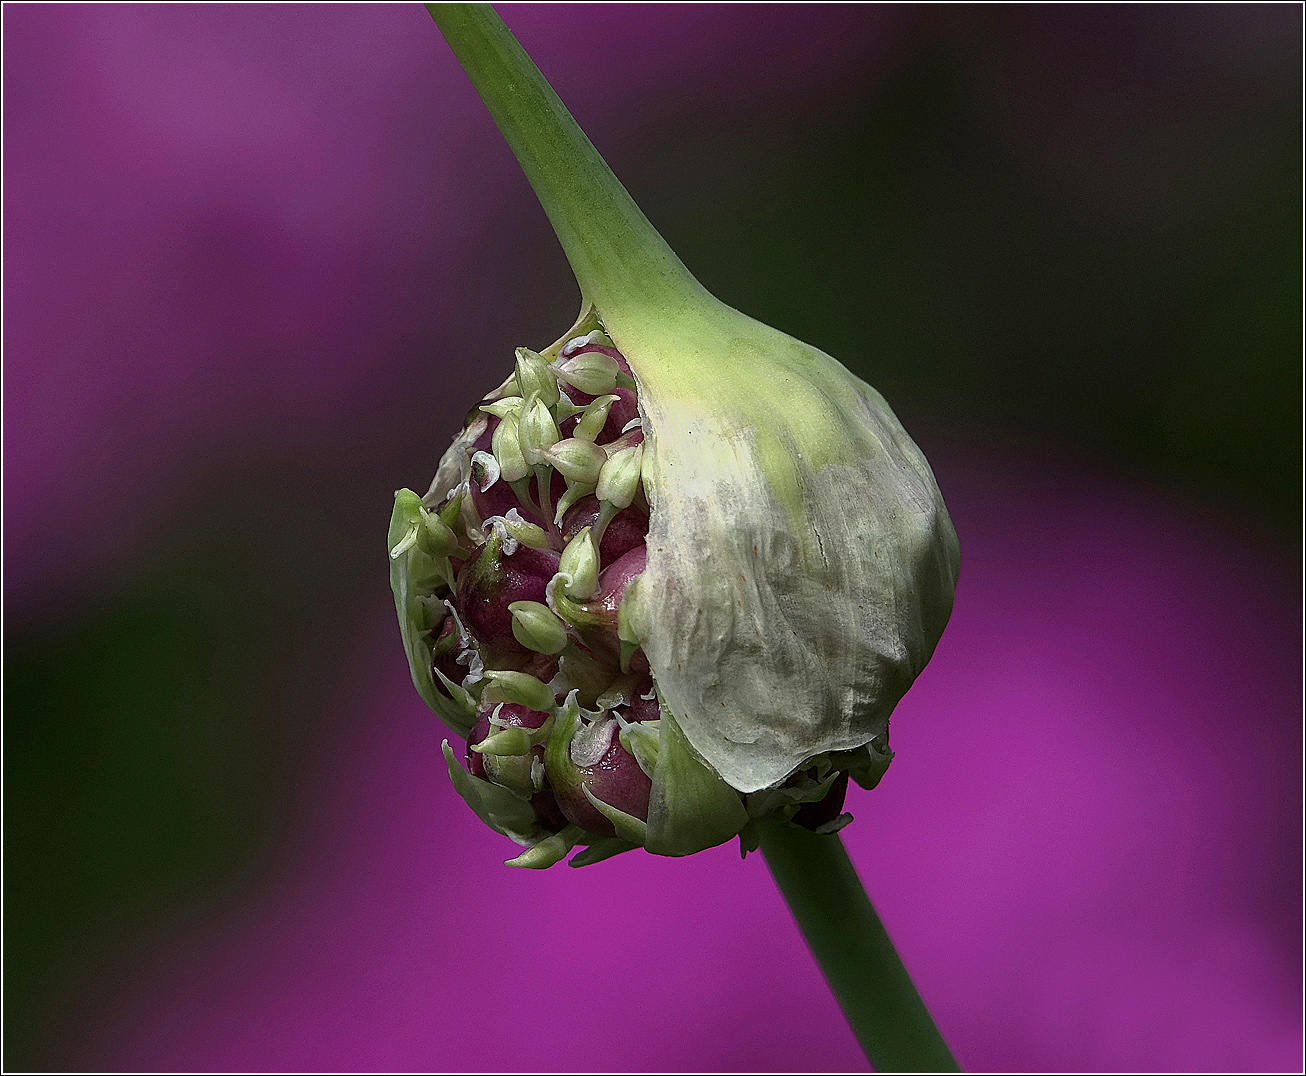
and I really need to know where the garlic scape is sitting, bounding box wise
[395,4,959,867]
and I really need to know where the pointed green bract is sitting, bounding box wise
[481,670,555,712]
[390,490,475,737]
[506,823,585,869]
[644,712,749,857]
[542,693,582,791]
[441,740,545,846]
[583,787,648,846]
[567,836,638,868]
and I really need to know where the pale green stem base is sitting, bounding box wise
[759,824,960,1073]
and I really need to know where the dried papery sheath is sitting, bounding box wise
[392,6,960,868]
[623,322,959,794]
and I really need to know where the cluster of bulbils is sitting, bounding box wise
[389,325,867,867]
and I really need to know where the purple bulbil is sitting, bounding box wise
[454,538,560,658]
[549,717,653,836]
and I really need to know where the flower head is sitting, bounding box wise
[390,309,957,866]
[391,6,959,866]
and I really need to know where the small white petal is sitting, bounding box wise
[470,450,501,493]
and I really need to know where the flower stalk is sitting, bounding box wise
[427,2,707,328]
[759,823,960,1072]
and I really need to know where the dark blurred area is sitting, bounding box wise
[4,4,1300,1070]
[636,5,1301,543]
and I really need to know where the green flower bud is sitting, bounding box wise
[514,347,559,406]
[596,443,643,510]
[552,479,598,526]
[479,396,524,419]
[491,411,530,482]
[509,599,569,655]
[492,508,550,551]
[517,395,561,467]
[417,509,460,559]
[540,436,606,485]
[550,349,620,395]
[555,526,599,600]
[572,394,620,442]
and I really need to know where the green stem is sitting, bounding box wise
[759,823,960,1073]
[426,2,709,325]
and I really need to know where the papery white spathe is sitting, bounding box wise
[617,302,959,794]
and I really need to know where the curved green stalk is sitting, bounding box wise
[426,2,712,327]
[760,823,960,1072]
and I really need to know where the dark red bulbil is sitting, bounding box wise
[466,702,554,804]
[454,539,560,657]
[551,719,652,837]
[561,495,649,564]
[560,545,647,667]
[530,790,567,831]
[791,772,850,832]
[619,678,661,724]
[589,545,646,625]
[469,465,566,531]
[489,701,551,732]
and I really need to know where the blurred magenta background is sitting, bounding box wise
[4,4,1300,1072]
